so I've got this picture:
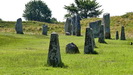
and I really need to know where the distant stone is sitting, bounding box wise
[42,25,48,35]
[98,25,106,43]
[75,14,81,36]
[71,16,76,35]
[84,28,94,54]
[89,20,101,38]
[91,28,96,48]
[15,18,23,34]
[120,26,126,40]
[66,42,80,54]
[102,13,111,39]
[47,32,63,67]
[65,32,71,35]
[65,18,72,35]
[116,31,119,40]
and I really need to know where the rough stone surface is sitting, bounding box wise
[120,26,126,40]
[71,16,76,35]
[91,29,96,48]
[102,13,111,39]
[84,28,94,54]
[66,42,80,54]
[15,18,23,34]
[42,25,48,35]
[65,18,72,35]
[47,32,63,67]
[89,20,101,38]
[70,14,81,36]
[116,31,119,40]
[75,14,81,36]
[98,25,106,43]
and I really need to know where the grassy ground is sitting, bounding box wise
[1,14,133,74]
[0,32,133,75]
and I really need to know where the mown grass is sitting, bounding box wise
[1,13,133,74]
[0,32,133,75]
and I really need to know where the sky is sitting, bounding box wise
[0,0,133,22]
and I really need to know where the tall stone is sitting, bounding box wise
[42,25,48,35]
[116,31,119,40]
[71,16,76,35]
[120,26,126,40]
[84,28,94,54]
[98,25,106,43]
[91,28,96,48]
[47,32,63,67]
[89,20,101,38]
[75,14,81,36]
[102,13,111,39]
[65,18,72,35]
[15,18,23,34]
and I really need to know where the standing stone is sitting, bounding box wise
[15,18,23,34]
[42,25,48,35]
[102,13,111,39]
[84,28,94,54]
[75,14,81,36]
[91,28,96,48]
[120,26,126,40]
[65,18,72,35]
[116,31,119,40]
[89,20,101,38]
[71,16,76,35]
[98,25,106,43]
[47,32,63,67]
[66,42,80,54]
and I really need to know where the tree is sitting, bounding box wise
[64,0,103,19]
[23,0,52,23]
[50,17,58,23]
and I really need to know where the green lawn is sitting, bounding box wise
[0,32,133,75]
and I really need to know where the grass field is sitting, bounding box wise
[1,13,133,74]
[0,32,133,75]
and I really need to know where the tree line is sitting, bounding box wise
[23,0,103,23]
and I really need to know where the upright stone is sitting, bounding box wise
[89,20,101,38]
[47,32,63,67]
[84,28,94,54]
[65,18,72,35]
[71,16,76,35]
[116,31,119,40]
[75,14,81,36]
[42,25,48,35]
[15,18,23,34]
[120,26,126,40]
[91,28,96,48]
[102,13,111,39]
[98,25,106,43]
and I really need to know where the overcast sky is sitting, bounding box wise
[0,0,133,22]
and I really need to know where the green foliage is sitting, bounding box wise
[64,3,78,15]
[50,17,58,23]
[23,0,52,23]
[64,0,103,19]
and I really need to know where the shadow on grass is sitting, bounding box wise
[44,62,68,68]
[84,51,99,54]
